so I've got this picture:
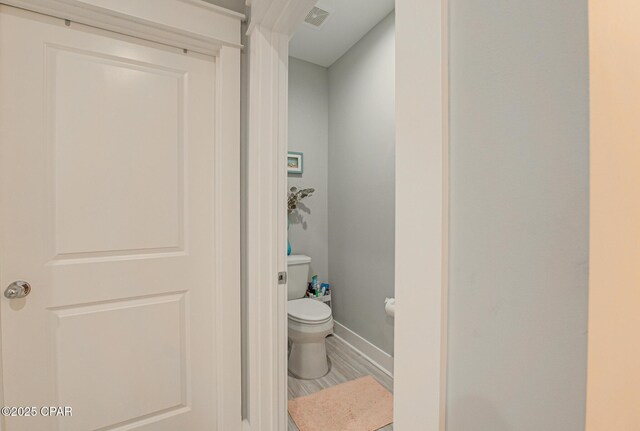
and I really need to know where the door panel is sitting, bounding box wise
[0,6,229,430]
[52,293,188,431]
[50,45,185,257]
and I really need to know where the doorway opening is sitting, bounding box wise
[285,2,396,430]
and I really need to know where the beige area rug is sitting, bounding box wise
[288,376,393,431]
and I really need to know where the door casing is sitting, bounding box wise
[0,1,243,430]
[244,0,449,430]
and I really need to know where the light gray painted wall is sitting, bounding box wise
[288,58,330,282]
[239,17,249,420]
[202,0,245,14]
[446,1,589,430]
[328,12,395,355]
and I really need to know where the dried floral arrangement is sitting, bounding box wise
[288,186,314,213]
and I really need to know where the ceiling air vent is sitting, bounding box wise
[304,6,331,30]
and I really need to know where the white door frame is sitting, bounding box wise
[245,0,449,430]
[0,1,243,430]
[243,3,316,431]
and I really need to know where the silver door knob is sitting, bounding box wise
[4,281,31,299]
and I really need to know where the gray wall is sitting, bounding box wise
[446,1,589,430]
[328,12,395,355]
[240,16,249,420]
[202,0,245,14]
[288,58,330,282]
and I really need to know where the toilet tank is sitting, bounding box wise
[287,255,311,300]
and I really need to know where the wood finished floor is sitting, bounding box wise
[287,335,393,431]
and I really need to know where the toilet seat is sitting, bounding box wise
[288,298,332,324]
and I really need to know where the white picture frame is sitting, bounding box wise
[287,152,303,174]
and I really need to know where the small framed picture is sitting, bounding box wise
[287,152,303,174]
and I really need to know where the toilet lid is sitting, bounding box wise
[288,298,332,324]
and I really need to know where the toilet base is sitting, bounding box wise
[287,319,333,380]
[288,340,330,379]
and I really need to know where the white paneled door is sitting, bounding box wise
[0,5,238,431]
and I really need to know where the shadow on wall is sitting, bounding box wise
[289,202,311,231]
[447,397,513,431]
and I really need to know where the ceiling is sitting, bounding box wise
[289,0,395,68]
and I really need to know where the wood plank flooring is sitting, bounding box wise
[287,335,393,431]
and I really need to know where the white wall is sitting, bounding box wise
[446,0,589,430]
[328,12,396,356]
[288,58,330,282]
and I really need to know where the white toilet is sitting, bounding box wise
[287,255,333,379]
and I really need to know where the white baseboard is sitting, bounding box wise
[332,321,394,377]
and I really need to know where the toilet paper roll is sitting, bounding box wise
[384,297,395,318]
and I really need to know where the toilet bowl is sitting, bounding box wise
[287,255,333,379]
[288,298,333,379]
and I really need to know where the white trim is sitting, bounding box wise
[332,321,394,377]
[245,24,290,431]
[394,0,449,430]
[244,2,316,431]
[215,44,242,431]
[1,0,242,54]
